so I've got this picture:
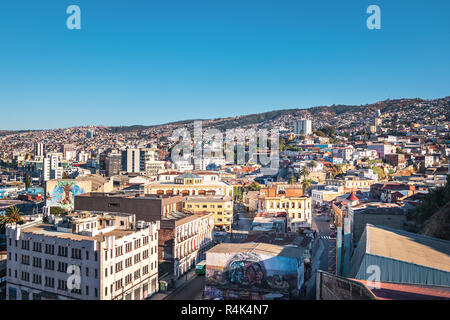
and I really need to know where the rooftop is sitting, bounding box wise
[364,224,450,272]
[207,242,304,259]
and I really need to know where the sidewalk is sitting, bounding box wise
[149,268,198,300]
[303,238,325,299]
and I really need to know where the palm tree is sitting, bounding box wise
[307,160,317,170]
[0,206,24,227]
[299,166,310,180]
[301,179,312,195]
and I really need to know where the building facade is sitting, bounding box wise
[5,212,159,300]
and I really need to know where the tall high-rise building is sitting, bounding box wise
[106,153,122,177]
[294,119,312,135]
[86,130,94,139]
[34,143,45,158]
[63,144,76,161]
[122,148,140,173]
[42,154,62,181]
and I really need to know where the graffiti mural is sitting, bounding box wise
[205,250,303,299]
[46,180,89,210]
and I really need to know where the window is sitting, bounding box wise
[58,279,68,291]
[45,244,54,255]
[32,257,42,268]
[21,255,30,265]
[71,248,81,259]
[32,274,42,284]
[57,246,68,257]
[115,246,123,257]
[125,274,132,285]
[86,267,89,277]
[33,242,42,252]
[45,276,55,288]
[86,250,89,260]
[21,271,30,282]
[143,265,149,275]
[71,288,82,294]
[105,268,108,277]
[134,270,140,280]
[115,279,123,290]
[115,261,123,272]
[45,259,55,270]
[125,257,132,268]
[58,262,68,273]
[134,253,141,264]
[21,240,30,250]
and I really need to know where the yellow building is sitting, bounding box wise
[145,172,233,197]
[183,196,234,232]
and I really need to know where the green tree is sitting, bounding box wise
[299,167,310,180]
[25,174,31,189]
[301,179,312,195]
[414,175,450,225]
[248,182,261,191]
[288,176,297,185]
[50,206,67,216]
[307,161,317,170]
[0,206,24,227]
[331,164,344,179]
[233,186,243,203]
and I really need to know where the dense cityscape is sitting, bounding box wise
[0,96,449,301]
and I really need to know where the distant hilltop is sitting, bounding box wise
[2,96,449,134]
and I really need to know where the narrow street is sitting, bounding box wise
[164,274,205,300]
[165,203,254,300]
[311,207,336,274]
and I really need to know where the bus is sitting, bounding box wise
[195,260,206,275]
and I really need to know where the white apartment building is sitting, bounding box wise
[122,148,141,173]
[332,147,354,162]
[5,212,159,300]
[294,119,312,135]
[43,154,63,182]
[34,143,45,158]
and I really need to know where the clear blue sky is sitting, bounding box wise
[0,0,449,130]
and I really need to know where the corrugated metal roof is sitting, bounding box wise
[365,224,450,272]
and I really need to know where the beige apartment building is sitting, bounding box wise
[145,172,233,197]
[325,176,377,191]
[257,187,312,230]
